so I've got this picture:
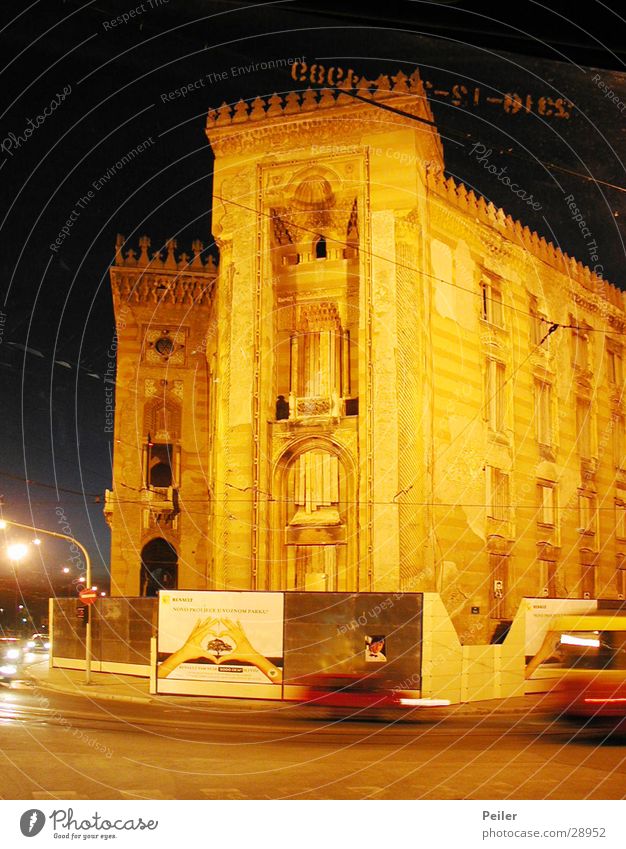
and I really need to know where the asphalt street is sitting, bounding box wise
[0,679,625,800]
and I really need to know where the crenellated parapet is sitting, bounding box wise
[207,70,433,127]
[205,70,444,164]
[113,234,217,273]
[426,165,625,313]
[110,234,217,307]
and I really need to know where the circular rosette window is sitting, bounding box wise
[155,335,175,357]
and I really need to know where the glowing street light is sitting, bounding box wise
[0,517,94,684]
[6,542,29,562]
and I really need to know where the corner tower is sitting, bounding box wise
[206,71,442,592]
[106,238,217,596]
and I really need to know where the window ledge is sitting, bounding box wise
[580,457,598,477]
[488,429,511,447]
[538,443,556,461]
[480,318,506,332]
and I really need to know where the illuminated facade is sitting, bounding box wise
[106,70,626,641]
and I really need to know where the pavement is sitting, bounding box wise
[24,659,552,718]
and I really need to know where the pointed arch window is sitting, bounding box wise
[314,235,327,259]
[144,397,181,441]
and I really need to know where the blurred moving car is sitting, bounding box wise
[26,634,50,653]
[530,613,626,727]
[0,636,25,681]
[22,633,50,665]
[296,672,449,713]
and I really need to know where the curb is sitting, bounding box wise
[26,676,545,717]
[26,676,154,705]
[26,675,287,711]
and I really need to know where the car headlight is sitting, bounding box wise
[0,665,17,676]
[44,642,50,650]
[26,641,35,648]
[5,649,20,660]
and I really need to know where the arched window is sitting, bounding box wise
[146,442,174,488]
[144,397,181,441]
[314,235,327,259]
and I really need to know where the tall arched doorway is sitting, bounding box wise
[140,538,178,597]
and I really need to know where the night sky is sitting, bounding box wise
[1,0,625,593]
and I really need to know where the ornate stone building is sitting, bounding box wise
[105,69,626,641]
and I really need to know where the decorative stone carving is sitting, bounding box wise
[296,397,331,417]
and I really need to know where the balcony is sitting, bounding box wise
[142,486,179,526]
[104,486,179,529]
[104,489,115,527]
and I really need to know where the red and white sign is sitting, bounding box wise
[79,589,98,604]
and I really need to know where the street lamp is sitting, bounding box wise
[7,543,29,562]
[5,543,29,632]
[0,518,94,684]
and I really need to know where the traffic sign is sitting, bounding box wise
[79,589,98,604]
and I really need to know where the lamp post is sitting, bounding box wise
[0,518,93,684]
[6,544,28,631]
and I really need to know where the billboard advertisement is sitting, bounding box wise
[156,591,284,699]
[156,590,424,700]
[282,592,423,699]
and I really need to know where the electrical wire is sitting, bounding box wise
[6,89,625,511]
[324,80,626,195]
[0,471,101,500]
[102,497,625,510]
[213,192,625,336]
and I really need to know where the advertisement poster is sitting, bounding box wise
[523,597,598,656]
[365,635,387,663]
[157,591,284,698]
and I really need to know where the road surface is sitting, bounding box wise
[0,680,624,800]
